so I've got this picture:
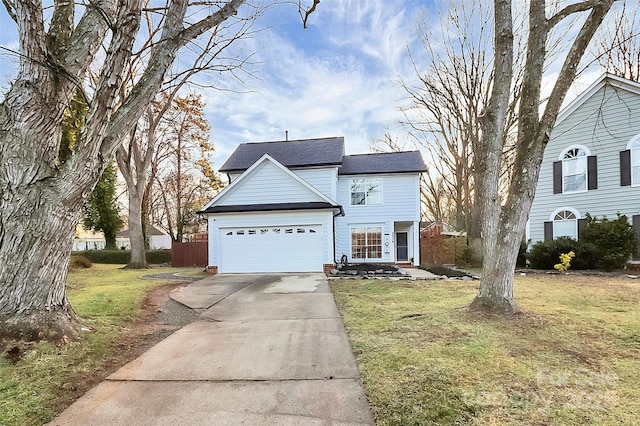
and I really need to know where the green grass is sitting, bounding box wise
[331,274,640,425]
[0,264,202,426]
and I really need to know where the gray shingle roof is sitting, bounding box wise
[338,151,427,175]
[219,137,345,172]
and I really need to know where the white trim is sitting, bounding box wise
[626,133,640,150]
[558,144,591,159]
[556,73,640,126]
[200,154,338,211]
[548,206,582,221]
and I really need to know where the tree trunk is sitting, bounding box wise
[104,230,118,250]
[470,0,516,313]
[126,188,149,268]
[0,182,82,341]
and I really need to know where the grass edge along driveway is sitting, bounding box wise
[331,274,640,425]
[0,264,205,426]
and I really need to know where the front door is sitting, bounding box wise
[396,232,408,261]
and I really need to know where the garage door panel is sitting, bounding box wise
[219,226,322,273]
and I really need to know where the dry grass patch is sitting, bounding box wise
[331,274,640,425]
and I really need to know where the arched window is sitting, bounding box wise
[545,207,581,241]
[561,146,589,193]
[553,210,577,239]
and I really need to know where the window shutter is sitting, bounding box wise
[544,221,553,241]
[587,156,597,190]
[621,150,631,186]
[577,218,587,239]
[553,161,562,194]
[633,215,640,260]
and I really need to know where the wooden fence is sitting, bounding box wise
[171,241,208,267]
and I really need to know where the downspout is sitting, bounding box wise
[333,205,345,264]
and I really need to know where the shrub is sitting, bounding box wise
[145,250,171,264]
[457,244,476,266]
[528,214,638,271]
[69,254,92,270]
[580,214,638,271]
[528,237,578,270]
[76,250,171,264]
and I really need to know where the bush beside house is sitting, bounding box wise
[528,214,637,271]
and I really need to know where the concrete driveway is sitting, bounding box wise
[49,273,374,425]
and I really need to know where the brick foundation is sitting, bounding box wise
[205,265,218,275]
[323,264,336,274]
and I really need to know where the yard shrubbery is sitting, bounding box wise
[528,214,637,271]
[68,254,92,270]
[77,250,171,265]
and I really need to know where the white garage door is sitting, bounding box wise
[219,225,323,273]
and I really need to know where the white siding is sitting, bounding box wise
[292,167,338,199]
[207,210,334,267]
[530,83,640,244]
[335,173,421,263]
[218,161,325,206]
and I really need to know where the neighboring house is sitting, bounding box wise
[528,73,640,252]
[199,137,426,273]
[73,224,108,251]
[116,226,172,250]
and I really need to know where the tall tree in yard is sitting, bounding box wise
[150,93,221,242]
[471,0,616,313]
[83,162,123,250]
[0,0,320,341]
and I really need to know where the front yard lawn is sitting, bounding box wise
[331,273,640,425]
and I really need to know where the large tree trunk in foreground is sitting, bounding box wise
[0,193,81,340]
[470,0,614,314]
[0,0,249,340]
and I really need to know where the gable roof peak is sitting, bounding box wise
[556,73,640,125]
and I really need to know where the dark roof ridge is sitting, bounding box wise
[344,150,421,156]
[242,136,343,145]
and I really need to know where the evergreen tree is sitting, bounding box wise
[83,162,123,249]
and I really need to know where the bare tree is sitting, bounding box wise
[596,3,640,81]
[149,93,219,242]
[116,2,257,269]
[398,1,525,241]
[471,0,616,313]
[0,0,320,341]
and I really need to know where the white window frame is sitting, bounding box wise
[549,207,581,240]
[350,226,383,260]
[350,178,382,206]
[559,145,590,194]
[626,134,640,186]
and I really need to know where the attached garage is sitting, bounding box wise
[218,225,323,273]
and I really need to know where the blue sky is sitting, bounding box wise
[0,0,624,169]
[0,0,433,168]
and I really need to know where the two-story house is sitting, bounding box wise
[199,137,426,273]
[528,73,640,250]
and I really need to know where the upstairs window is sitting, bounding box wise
[553,145,596,194]
[621,135,640,186]
[350,178,382,206]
